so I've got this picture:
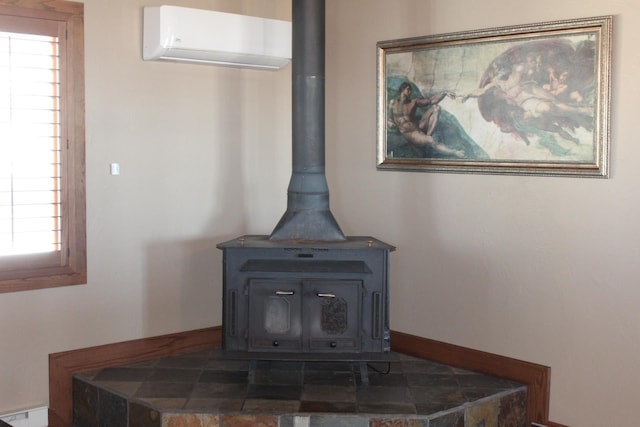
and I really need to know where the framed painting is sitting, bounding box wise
[377,16,612,177]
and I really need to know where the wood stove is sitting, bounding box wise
[218,235,394,359]
[217,0,394,368]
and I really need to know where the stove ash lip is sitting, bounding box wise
[217,235,395,251]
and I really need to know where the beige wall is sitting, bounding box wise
[325,1,638,426]
[0,1,637,426]
[0,0,292,417]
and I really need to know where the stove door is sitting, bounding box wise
[305,280,362,352]
[248,279,303,351]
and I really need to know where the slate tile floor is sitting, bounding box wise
[73,349,527,427]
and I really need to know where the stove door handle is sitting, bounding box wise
[317,292,336,298]
[275,290,295,296]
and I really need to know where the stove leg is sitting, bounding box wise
[248,359,257,384]
[358,361,369,385]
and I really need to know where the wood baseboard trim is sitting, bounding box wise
[48,327,565,427]
[390,331,566,427]
[48,326,221,427]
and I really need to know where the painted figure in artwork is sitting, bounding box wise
[461,40,596,147]
[388,82,465,158]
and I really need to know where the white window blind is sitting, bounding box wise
[0,30,61,256]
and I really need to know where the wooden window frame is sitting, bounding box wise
[0,0,85,293]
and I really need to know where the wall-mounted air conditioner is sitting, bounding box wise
[143,6,291,70]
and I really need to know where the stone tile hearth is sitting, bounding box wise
[72,349,526,427]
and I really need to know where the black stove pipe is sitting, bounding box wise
[269,0,346,242]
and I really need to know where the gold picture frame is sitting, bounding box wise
[377,16,612,177]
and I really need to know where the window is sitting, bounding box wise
[0,0,85,293]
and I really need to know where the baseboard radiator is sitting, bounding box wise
[0,407,47,427]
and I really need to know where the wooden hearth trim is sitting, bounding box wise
[390,330,568,427]
[48,327,566,427]
[48,326,221,427]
